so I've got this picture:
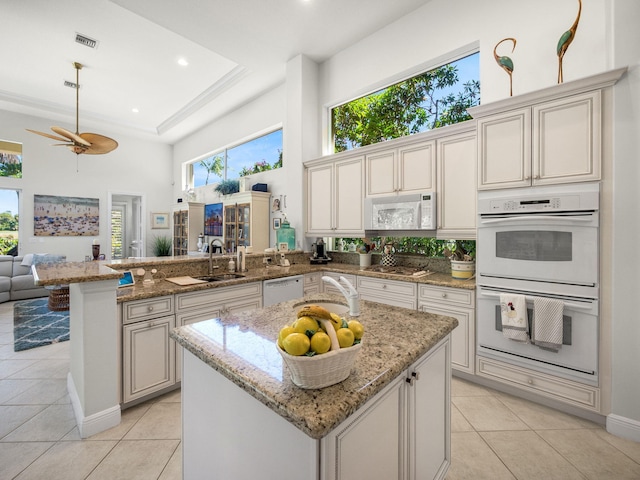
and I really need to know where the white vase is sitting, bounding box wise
[359,253,372,268]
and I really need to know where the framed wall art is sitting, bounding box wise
[34,194,99,236]
[204,203,223,236]
[151,212,170,229]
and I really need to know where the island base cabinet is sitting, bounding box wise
[122,315,176,404]
[181,350,318,480]
[321,336,451,480]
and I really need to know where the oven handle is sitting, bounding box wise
[478,290,595,310]
[479,215,594,225]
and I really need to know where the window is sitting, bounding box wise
[191,129,283,188]
[331,52,480,152]
[0,189,19,255]
[0,140,22,178]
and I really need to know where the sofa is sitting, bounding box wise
[0,255,58,303]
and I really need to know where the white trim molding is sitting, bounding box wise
[68,373,121,439]
[607,414,640,443]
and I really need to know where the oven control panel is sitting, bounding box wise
[478,183,599,215]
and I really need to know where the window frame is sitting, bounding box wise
[323,42,479,155]
[185,126,283,190]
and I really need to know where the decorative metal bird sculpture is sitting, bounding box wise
[493,37,517,97]
[557,0,582,84]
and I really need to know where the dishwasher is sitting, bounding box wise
[263,275,304,306]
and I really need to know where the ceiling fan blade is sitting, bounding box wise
[51,126,91,147]
[25,129,70,143]
[79,133,118,155]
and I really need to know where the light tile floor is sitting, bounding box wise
[2,300,639,479]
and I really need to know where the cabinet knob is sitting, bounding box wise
[411,371,420,381]
[382,284,387,289]
[148,306,154,312]
[534,175,540,179]
[527,379,533,385]
[441,293,447,298]
[406,377,415,386]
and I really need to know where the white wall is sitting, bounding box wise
[0,110,173,261]
[611,0,640,435]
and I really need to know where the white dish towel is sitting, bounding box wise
[532,297,564,351]
[500,294,529,343]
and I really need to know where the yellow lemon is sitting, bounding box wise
[293,316,319,335]
[282,333,311,356]
[336,328,355,348]
[310,331,331,354]
[277,325,294,349]
[347,320,364,340]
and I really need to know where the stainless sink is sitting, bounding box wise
[196,273,246,282]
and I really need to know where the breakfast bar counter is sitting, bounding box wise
[171,293,458,479]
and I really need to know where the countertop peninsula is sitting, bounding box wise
[170,293,458,439]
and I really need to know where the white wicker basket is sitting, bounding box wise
[277,342,362,389]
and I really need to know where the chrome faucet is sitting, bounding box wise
[321,275,360,317]
[209,240,223,274]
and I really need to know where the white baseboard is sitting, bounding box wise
[67,373,121,439]
[606,413,640,442]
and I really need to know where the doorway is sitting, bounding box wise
[109,193,144,259]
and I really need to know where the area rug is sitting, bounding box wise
[13,298,69,352]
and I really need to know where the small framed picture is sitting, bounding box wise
[151,212,170,229]
[273,218,281,229]
[278,242,289,252]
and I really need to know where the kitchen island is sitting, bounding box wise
[171,293,458,480]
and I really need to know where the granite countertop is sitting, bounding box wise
[32,256,475,302]
[113,262,475,303]
[32,261,122,286]
[170,293,458,439]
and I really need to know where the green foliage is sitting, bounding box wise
[0,154,22,178]
[199,155,224,185]
[0,211,18,231]
[337,237,475,258]
[0,235,18,255]
[332,63,480,152]
[151,236,172,257]
[238,150,283,177]
[214,179,240,195]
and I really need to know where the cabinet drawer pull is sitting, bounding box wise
[441,293,447,298]
[411,371,420,381]
[382,284,388,289]
[148,306,154,312]
[406,377,415,386]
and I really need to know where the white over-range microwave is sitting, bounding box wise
[364,192,436,233]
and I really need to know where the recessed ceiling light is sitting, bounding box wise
[132,108,139,113]
[177,58,189,67]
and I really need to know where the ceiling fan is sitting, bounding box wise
[26,62,118,155]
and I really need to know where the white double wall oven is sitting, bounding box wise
[476,183,600,386]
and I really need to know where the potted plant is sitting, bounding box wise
[214,179,240,195]
[151,235,172,257]
[443,240,475,279]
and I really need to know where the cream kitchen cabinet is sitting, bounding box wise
[303,272,322,296]
[305,156,364,236]
[365,140,435,197]
[122,295,176,404]
[356,275,417,310]
[175,281,263,382]
[475,92,602,189]
[172,202,204,256]
[321,336,451,480]
[436,129,477,240]
[470,69,627,190]
[222,191,270,253]
[419,284,475,375]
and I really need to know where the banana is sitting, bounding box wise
[297,304,332,321]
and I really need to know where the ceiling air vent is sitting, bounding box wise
[75,33,98,49]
